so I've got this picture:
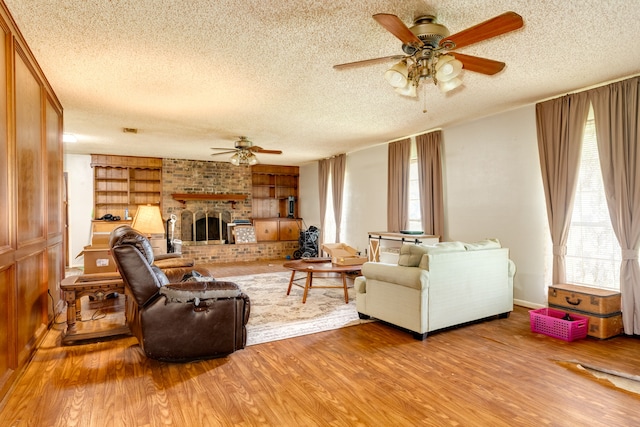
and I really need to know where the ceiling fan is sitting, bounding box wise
[334,11,523,98]
[210,136,282,166]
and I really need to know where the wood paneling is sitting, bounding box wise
[15,252,46,365]
[0,21,8,254]
[0,266,12,394]
[47,98,63,238]
[47,243,64,322]
[0,1,64,402]
[15,49,44,246]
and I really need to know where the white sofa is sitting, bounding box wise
[354,239,516,339]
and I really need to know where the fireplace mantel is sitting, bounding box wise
[171,193,247,208]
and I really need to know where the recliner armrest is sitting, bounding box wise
[159,280,241,303]
[153,256,195,269]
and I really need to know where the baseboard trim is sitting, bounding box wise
[514,299,545,309]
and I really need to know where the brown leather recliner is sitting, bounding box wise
[109,225,250,361]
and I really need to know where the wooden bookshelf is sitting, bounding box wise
[91,154,162,219]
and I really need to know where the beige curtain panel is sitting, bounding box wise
[535,92,590,285]
[416,130,444,238]
[330,154,346,243]
[318,158,330,245]
[387,138,411,232]
[588,76,640,335]
[536,75,640,335]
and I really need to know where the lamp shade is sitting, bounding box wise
[395,82,418,97]
[247,153,259,165]
[438,77,463,93]
[435,55,463,82]
[131,205,165,235]
[385,61,409,88]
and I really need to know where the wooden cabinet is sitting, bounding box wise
[279,219,302,241]
[253,219,279,241]
[253,218,303,242]
[251,164,301,242]
[251,164,299,219]
[91,154,162,220]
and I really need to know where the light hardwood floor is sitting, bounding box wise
[1,262,639,426]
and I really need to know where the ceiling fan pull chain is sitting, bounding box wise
[422,84,428,114]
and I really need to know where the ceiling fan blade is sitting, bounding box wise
[373,13,424,47]
[210,149,236,156]
[450,52,505,75]
[251,146,283,155]
[439,11,523,50]
[333,55,406,70]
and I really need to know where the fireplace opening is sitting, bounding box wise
[180,209,231,243]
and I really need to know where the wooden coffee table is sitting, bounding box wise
[283,259,363,303]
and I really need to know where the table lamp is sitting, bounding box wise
[131,205,166,254]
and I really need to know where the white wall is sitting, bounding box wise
[443,105,551,306]
[64,153,94,267]
[341,144,389,257]
[300,105,552,307]
[300,144,389,258]
[299,161,320,230]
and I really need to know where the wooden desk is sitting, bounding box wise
[283,259,362,304]
[61,272,131,345]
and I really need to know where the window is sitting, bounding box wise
[408,157,422,231]
[565,109,621,290]
[323,173,337,244]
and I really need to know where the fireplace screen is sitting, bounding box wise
[180,209,231,243]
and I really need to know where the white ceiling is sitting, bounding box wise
[5,0,640,166]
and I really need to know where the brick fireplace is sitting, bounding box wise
[162,158,298,263]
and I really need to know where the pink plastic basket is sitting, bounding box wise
[529,307,588,341]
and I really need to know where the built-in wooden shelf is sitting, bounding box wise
[171,193,247,208]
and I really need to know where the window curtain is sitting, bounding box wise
[387,138,411,232]
[330,154,346,242]
[535,92,591,285]
[416,130,444,238]
[588,76,640,335]
[318,158,330,245]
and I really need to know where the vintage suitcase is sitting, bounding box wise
[548,283,623,339]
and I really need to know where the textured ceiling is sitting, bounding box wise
[5,0,640,165]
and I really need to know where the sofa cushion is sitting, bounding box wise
[418,241,466,269]
[398,244,430,267]
[464,238,502,251]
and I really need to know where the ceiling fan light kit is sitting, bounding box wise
[210,136,282,166]
[334,11,523,102]
[230,150,259,166]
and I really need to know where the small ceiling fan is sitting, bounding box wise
[210,136,282,166]
[334,11,523,98]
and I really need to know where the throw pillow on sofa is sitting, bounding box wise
[398,244,430,267]
[464,238,501,251]
[397,240,467,267]
[418,241,467,269]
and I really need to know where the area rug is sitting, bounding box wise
[218,271,370,345]
[556,360,640,396]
